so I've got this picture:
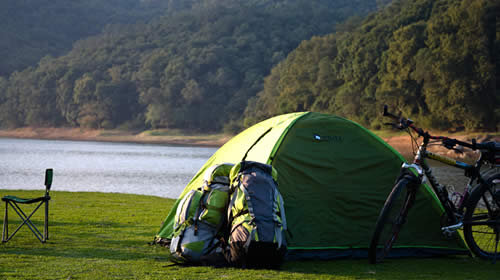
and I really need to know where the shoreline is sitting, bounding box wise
[0,127,231,147]
[0,127,497,159]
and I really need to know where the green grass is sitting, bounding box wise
[143,129,186,136]
[142,129,225,138]
[0,190,498,279]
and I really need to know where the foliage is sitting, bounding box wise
[245,0,499,131]
[0,0,378,131]
[1,0,496,132]
[0,190,498,280]
[0,0,188,77]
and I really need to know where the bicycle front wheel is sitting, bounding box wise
[463,172,500,260]
[369,177,417,264]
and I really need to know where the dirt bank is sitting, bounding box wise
[0,127,231,147]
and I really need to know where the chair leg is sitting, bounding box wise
[7,201,45,243]
[2,199,50,243]
[44,200,48,242]
[2,201,7,242]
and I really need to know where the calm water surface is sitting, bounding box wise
[0,138,217,198]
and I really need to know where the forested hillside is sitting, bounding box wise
[0,0,497,133]
[0,0,187,77]
[0,0,377,131]
[244,0,499,131]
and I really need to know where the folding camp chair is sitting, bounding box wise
[2,169,53,243]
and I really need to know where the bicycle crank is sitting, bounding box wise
[441,222,463,237]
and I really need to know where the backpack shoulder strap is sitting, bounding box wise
[225,181,239,239]
[238,183,256,223]
[277,191,287,231]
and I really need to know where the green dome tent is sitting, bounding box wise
[155,112,467,259]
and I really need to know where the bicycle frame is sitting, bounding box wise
[403,136,481,235]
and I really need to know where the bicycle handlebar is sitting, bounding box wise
[382,105,420,134]
[382,105,499,153]
[475,141,500,152]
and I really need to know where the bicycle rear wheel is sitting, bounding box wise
[464,172,500,260]
[369,178,417,264]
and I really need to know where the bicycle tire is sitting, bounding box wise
[463,172,500,260]
[369,177,417,264]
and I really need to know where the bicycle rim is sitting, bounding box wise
[464,173,500,260]
[369,178,415,264]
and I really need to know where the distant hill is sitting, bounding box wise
[244,0,499,131]
[0,0,379,131]
[0,0,188,76]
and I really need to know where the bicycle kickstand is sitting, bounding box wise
[494,233,499,264]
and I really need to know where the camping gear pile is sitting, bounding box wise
[168,161,287,268]
[155,112,468,267]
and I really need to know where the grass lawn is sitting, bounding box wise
[0,190,498,279]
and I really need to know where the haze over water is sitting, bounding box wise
[0,138,216,198]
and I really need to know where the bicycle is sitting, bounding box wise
[368,105,500,264]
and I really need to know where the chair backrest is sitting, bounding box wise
[44,169,53,195]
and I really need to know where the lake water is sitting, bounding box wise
[0,138,217,198]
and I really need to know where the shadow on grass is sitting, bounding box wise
[280,255,495,280]
[0,246,163,261]
[0,218,163,262]
[0,233,169,261]
[0,220,157,239]
[0,217,155,226]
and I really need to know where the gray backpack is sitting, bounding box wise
[224,161,287,268]
[169,164,233,263]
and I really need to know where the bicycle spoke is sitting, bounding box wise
[369,178,416,264]
[464,172,500,260]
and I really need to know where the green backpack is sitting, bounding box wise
[170,163,233,263]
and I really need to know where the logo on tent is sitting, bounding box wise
[313,134,344,143]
